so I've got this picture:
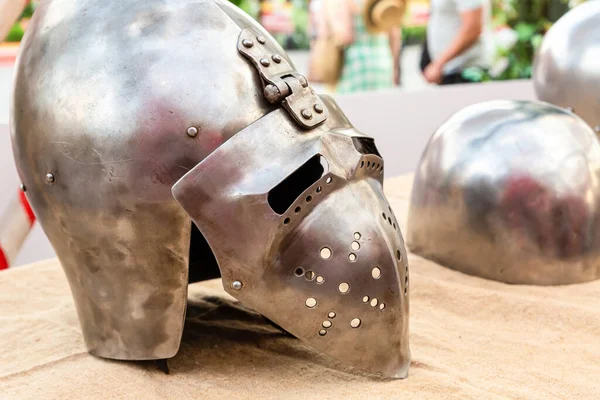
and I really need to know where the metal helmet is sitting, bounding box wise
[407,100,600,285]
[11,0,410,378]
[534,1,600,132]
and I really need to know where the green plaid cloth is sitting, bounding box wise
[335,12,394,94]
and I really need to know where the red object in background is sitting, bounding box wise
[0,43,19,65]
[260,1,295,35]
[19,190,35,225]
[0,247,8,270]
[0,189,37,270]
[404,0,430,27]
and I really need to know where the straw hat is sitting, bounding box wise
[364,0,406,34]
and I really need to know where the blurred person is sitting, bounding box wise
[308,0,322,44]
[421,0,491,85]
[307,0,323,83]
[322,0,402,93]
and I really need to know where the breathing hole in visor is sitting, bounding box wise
[268,155,329,215]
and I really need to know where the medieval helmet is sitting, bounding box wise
[534,1,600,132]
[11,0,410,378]
[407,100,600,285]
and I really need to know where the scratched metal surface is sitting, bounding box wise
[10,0,410,378]
[408,100,600,285]
[11,0,279,360]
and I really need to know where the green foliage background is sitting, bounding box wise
[3,0,585,83]
[4,2,36,42]
[463,0,584,82]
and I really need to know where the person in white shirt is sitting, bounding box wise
[422,0,491,85]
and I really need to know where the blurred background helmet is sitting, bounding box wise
[11,0,410,378]
[534,0,600,132]
[407,100,600,285]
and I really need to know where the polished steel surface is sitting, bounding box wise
[11,0,289,361]
[11,0,409,377]
[173,97,409,378]
[408,100,600,285]
[534,1,600,131]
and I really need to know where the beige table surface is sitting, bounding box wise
[1,174,599,399]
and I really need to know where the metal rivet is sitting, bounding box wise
[45,173,55,184]
[566,106,574,113]
[232,280,243,290]
[186,126,198,138]
[272,54,282,64]
[242,39,254,48]
[257,36,266,44]
[301,109,313,120]
[20,184,26,192]
[313,104,324,114]
[264,84,281,104]
[260,58,270,67]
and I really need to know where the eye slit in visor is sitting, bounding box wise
[267,154,329,215]
[352,137,381,157]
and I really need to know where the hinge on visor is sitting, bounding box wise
[237,29,329,129]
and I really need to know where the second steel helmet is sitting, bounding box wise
[408,100,600,285]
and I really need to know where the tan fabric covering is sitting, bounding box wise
[1,174,599,399]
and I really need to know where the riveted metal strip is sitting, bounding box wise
[237,29,329,129]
